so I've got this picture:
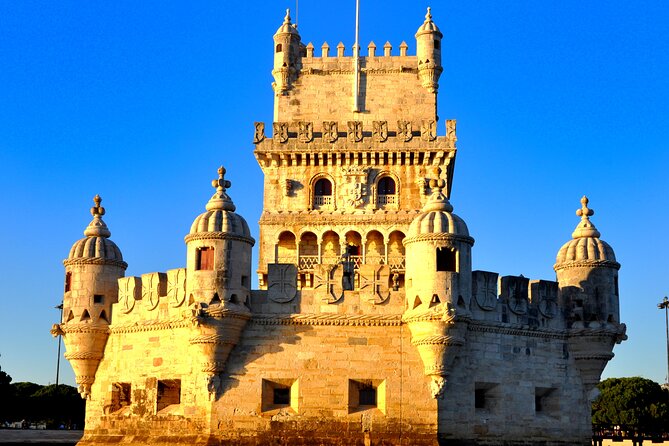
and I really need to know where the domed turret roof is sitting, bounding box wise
[65,195,127,268]
[186,166,253,242]
[555,196,617,268]
[416,7,442,36]
[275,9,299,36]
[406,179,472,241]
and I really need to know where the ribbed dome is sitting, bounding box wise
[187,166,254,241]
[65,195,126,266]
[190,210,251,238]
[276,9,299,35]
[407,179,470,238]
[555,196,617,266]
[416,7,442,36]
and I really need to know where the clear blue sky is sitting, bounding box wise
[0,1,667,387]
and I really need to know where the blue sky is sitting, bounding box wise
[0,1,667,387]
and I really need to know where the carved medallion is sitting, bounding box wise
[397,120,412,142]
[298,121,313,143]
[322,121,338,143]
[421,119,437,141]
[118,276,140,314]
[373,120,388,142]
[253,122,265,144]
[268,263,298,303]
[167,268,187,308]
[273,122,289,143]
[347,121,363,142]
[473,271,498,311]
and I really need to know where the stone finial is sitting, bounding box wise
[84,195,111,238]
[417,6,442,34]
[283,8,291,25]
[424,177,453,213]
[306,42,314,58]
[206,166,236,212]
[571,195,601,239]
[337,42,346,58]
[399,41,408,56]
[321,42,330,58]
[426,6,432,21]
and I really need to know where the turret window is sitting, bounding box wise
[196,247,215,270]
[93,294,104,304]
[436,247,456,272]
[276,43,283,53]
[64,272,72,292]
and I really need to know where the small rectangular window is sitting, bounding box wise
[535,387,559,415]
[241,275,249,288]
[261,379,298,413]
[197,247,215,270]
[93,294,104,304]
[475,388,486,409]
[64,272,72,292]
[348,379,386,414]
[474,382,499,412]
[157,379,181,412]
[436,247,457,272]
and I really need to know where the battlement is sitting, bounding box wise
[299,40,418,71]
[114,269,188,322]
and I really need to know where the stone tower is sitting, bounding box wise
[52,195,126,398]
[554,196,627,395]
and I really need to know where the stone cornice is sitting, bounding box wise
[403,233,475,246]
[61,323,110,335]
[110,318,192,334]
[259,210,418,226]
[466,320,568,340]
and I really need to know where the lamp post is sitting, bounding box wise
[658,296,669,385]
[55,303,63,387]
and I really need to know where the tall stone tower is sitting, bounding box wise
[254,8,457,306]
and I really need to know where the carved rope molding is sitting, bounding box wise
[467,320,568,340]
[184,231,255,245]
[110,318,192,334]
[62,257,128,269]
[61,323,110,335]
[251,313,402,326]
[554,259,620,271]
[403,233,475,246]
[189,334,237,345]
[411,335,465,347]
[64,352,103,360]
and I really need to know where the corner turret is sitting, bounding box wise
[554,196,626,394]
[415,7,443,93]
[272,9,302,95]
[402,177,474,398]
[52,195,127,399]
[185,167,255,392]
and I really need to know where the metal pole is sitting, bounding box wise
[658,296,669,385]
[353,0,360,112]
[55,303,63,387]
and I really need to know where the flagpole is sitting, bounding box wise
[353,0,360,112]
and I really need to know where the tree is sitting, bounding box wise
[0,365,13,422]
[592,377,669,436]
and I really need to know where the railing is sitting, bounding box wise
[387,255,405,272]
[377,194,397,206]
[365,255,385,265]
[298,255,319,271]
[313,195,332,207]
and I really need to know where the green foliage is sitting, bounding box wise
[592,377,669,434]
[0,369,84,429]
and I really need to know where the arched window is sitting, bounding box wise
[276,43,283,53]
[377,176,397,207]
[313,178,333,208]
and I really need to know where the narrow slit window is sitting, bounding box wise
[197,247,215,270]
[65,272,72,292]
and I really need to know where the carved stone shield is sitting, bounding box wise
[268,263,298,303]
[358,264,390,304]
[373,120,388,142]
[472,270,498,311]
[167,268,187,308]
[500,275,529,315]
[118,276,141,314]
[273,122,289,143]
[532,280,558,318]
[323,121,338,143]
[142,272,167,311]
[253,122,265,144]
[397,120,412,142]
[313,264,344,304]
[347,121,363,142]
[298,121,313,143]
[421,119,437,141]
